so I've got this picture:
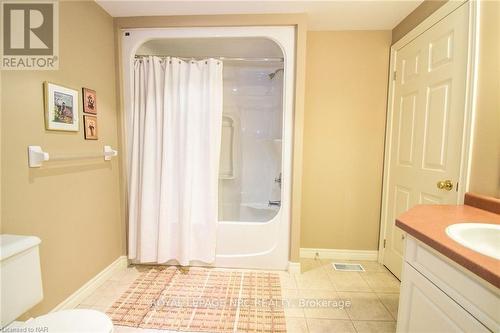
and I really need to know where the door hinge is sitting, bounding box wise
[393,71,397,81]
[456,182,459,192]
[383,239,387,248]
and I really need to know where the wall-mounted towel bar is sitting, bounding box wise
[28,145,118,168]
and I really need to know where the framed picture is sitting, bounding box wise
[44,82,79,131]
[83,115,98,140]
[82,87,97,114]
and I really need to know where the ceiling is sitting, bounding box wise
[96,1,423,31]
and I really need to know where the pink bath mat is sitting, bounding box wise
[106,266,286,332]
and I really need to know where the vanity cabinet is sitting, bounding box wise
[397,236,499,333]
[398,262,489,332]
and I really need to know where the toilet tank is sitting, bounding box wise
[0,234,43,328]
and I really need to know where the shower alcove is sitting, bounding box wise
[122,27,294,270]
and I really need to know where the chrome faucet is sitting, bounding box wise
[274,173,282,188]
[269,200,281,207]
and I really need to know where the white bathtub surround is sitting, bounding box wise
[122,27,295,270]
[218,61,284,223]
[128,56,223,265]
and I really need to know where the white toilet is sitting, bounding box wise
[0,234,114,332]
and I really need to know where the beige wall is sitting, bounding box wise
[300,31,391,250]
[113,14,307,261]
[469,0,500,198]
[1,1,124,316]
[392,0,447,43]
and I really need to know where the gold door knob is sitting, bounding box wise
[437,180,454,191]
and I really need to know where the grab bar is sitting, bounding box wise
[28,145,118,168]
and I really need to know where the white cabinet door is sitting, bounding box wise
[383,2,470,278]
[397,263,490,333]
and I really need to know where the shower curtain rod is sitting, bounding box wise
[134,55,284,62]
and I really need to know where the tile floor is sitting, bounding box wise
[77,258,400,333]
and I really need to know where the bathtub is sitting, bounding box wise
[216,202,290,270]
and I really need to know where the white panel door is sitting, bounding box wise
[383,3,470,278]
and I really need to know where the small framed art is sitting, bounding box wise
[82,87,97,114]
[83,115,98,140]
[44,82,79,131]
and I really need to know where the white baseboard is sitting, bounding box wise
[51,255,128,312]
[300,248,378,261]
[287,261,301,274]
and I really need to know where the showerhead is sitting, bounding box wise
[268,68,284,80]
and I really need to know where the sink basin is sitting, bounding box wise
[445,223,500,260]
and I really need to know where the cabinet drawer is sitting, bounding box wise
[405,236,499,331]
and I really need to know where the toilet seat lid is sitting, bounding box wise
[28,309,113,332]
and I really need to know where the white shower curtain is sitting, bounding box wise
[128,56,223,265]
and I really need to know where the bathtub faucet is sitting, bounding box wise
[268,200,281,207]
[274,173,282,188]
